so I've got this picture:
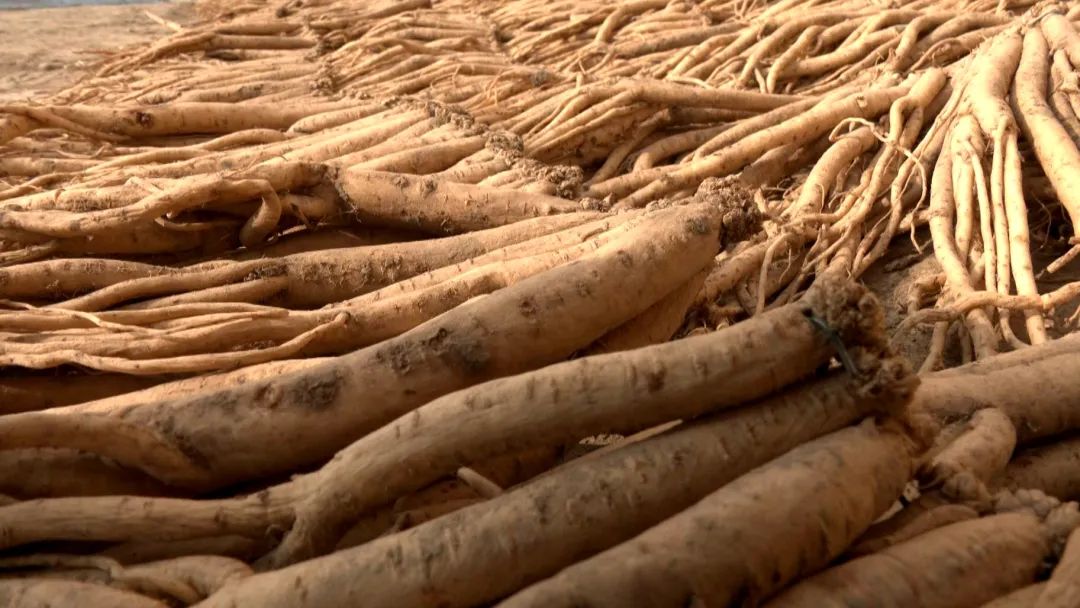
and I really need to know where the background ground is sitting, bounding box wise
[0,0,194,102]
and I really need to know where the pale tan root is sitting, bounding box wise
[921,407,1016,487]
[265,277,888,567]
[1,218,653,371]
[122,556,252,600]
[3,212,600,308]
[0,449,172,499]
[39,212,609,313]
[991,435,1080,502]
[0,554,250,603]
[768,513,1049,607]
[928,138,998,358]
[1035,526,1080,607]
[502,420,922,607]
[982,583,1048,608]
[0,493,292,550]
[100,536,274,566]
[196,359,913,608]
[0,162,324,244]
[0,374,165,413]
[913,336,1080,442]
[333,168,583,234]
[605,85,909,207]
[0,213,708,481]
[337,446,563,550]
[848,503,979,557]
[1014,27,1080,236]
[333,481,482,551]
[235,225,422,259]
[0,204,727,551]
[1011,524,1075,606]
[0,578,167,607]
[582,265,709,354]
[71,357,328,410]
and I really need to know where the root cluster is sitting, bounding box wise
[2,0,1080,605]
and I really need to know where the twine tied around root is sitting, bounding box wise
[802,308,860,377]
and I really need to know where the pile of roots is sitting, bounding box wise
[1,0,1080,605]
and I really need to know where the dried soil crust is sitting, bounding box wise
[0,1,194,102]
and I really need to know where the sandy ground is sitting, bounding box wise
[0,1,195,102]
